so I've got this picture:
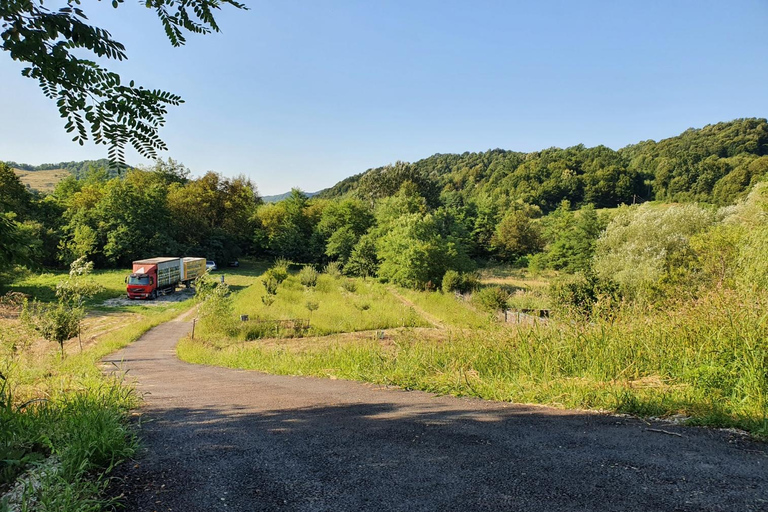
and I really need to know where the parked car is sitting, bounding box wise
[228,260,240,267]
[206,260,217,271]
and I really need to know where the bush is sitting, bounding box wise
[442,270,479,294]
[198,282,232,320]
[340,279,357,293]
[261,261,290,295]
[265,265,288,285]
[262,276,278,295]
[549,272,619,319]
[323,261,342,279]
[442,270,461,292]
[472,286,509,313]
[593,203,717,300]
[299,265,318,288]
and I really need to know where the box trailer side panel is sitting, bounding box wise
[182,257,206,282]
[156,258,182,289]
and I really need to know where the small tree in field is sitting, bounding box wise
[21,301,80,359]
[299,265,318,288]
[22,257,103,357]
[305,299,319,326]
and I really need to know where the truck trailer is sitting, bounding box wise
[125,257,206,300]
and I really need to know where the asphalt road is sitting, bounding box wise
[105,317,768,512]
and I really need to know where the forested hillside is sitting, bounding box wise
[320,118,768,208]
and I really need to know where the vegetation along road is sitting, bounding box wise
[106,315,768,512]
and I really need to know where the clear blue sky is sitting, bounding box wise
[1,0,767,195]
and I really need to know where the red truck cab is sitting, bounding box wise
[126,270,157,299]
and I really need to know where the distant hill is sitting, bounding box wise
[262,190,319,203]
[3,159,126,179]
[13,168,71,193]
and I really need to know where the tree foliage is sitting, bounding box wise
[1,0,245,162]
[593,204,717,299]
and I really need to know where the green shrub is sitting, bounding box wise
[472,286,509,313]
[299,265,319,288]
[265,267,288,286]
[272,258,291,278]
[341,279,357,293]
[262,275,279,295]
[442,270,461,292]
[442,270,479,294]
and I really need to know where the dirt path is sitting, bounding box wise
[386,288,446,328]
[105,317,768,512]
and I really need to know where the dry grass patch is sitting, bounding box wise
[13,168,71,193]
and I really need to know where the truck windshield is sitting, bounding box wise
[128,275,150,285]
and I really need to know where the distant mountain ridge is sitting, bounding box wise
[262,190,319,203]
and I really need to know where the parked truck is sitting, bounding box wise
[125,257,206,300]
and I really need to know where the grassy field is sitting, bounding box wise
[180,263,768,439]
[194,268,432,344]
[1,266,196,511]
[8,267,129,305]
[13,168,70,193]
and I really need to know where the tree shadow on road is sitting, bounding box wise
[107,399,768,512]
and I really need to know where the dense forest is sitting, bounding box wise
[2,118,768,296]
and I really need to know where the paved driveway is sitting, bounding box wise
[105,317,768,511]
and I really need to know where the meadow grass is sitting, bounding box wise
[391,288,492,329]
[13,168,70,193]
[6,267,128,304]
[181,282,768,438]
[203,273,432,341]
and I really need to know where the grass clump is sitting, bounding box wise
[322,261,343,279]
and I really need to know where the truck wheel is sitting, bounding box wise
[150,290,157,300]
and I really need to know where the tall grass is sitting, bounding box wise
[180,288,768,438]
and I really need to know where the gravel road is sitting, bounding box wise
[105,316,768,512]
